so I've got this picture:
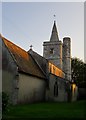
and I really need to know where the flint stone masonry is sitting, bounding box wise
[43,41,62,69]
[46,74,68,102]
[63,37,71,81]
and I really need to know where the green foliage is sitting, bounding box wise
[2,92,9,113]
[71,57,86,85]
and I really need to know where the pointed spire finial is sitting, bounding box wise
[50,18,59,41]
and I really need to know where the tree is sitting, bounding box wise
[71,57,85,85]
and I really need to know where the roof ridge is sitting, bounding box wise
[2,36,27,53]
[29,49,48,61]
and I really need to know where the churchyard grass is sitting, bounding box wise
[2,100,86,119]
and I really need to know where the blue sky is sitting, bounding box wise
[1,2,84,61]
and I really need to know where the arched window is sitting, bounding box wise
[50,48,54,54]
[54,81,58,97]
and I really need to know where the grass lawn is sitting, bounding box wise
[2,100,86,119]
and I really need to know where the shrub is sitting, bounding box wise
[2,92,9,113]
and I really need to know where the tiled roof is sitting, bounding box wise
[29,49,48,76]
[1,36,46,79]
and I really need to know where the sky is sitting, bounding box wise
[1,1,84,61]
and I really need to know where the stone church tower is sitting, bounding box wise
[43,21,62,69]
[43,21,71,81]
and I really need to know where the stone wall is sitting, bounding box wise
[71,84,78,101]
[46,74,67,102]
[18,73,46,103]
[2,40,19,104]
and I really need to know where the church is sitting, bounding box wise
[1,21,78,104]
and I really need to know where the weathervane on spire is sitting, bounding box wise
[53,14,56,22]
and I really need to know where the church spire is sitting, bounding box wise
[50,21,59,41]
